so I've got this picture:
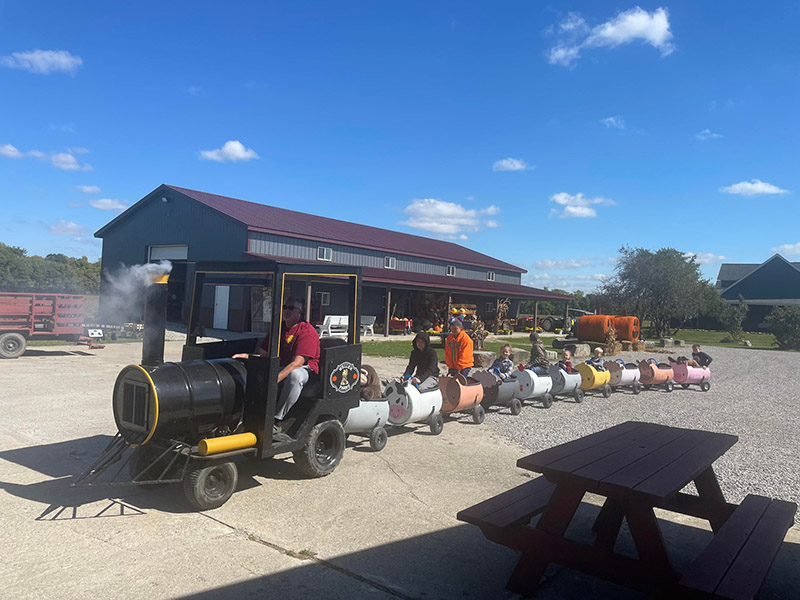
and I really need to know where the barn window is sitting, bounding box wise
[317,246,332,261]
[384,256,396,269]
[316,291,330,306]
[487,271,495,281]
[446,265,456,277]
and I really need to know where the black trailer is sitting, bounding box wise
[75,260,363,510]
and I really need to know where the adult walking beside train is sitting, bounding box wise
[445,318,473,377]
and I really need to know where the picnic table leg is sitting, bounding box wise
[593,498,626,551]
[624,504,675,578]
[506,483,585,596]
[693,466,728,533]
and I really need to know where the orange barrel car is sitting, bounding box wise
[472,370,523,416]
[575,361,613,398]
[575,315,614,342]
[439,373,485,424]
[612,316,640,342]
[638,358,675,392]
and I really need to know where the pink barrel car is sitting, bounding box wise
[672,362,711,392]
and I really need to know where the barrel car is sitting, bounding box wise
[638,358,675,392]
[606,359,642,394]
[472,369,522,415]
[672,362,711,392]
[514,368,554,408]
[75,261,365,510]
[438,373,486,423]
[547,363,584,403]
[575,361,613,398]
[384,377,445,434]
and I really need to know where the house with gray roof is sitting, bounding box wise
[95,184,570,333]
[716,254,800,330]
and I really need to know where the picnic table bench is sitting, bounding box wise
[317,315,348,337]
[457,421,796,599]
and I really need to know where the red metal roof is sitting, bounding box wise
[244,252,572,301]
[167,185,526,274]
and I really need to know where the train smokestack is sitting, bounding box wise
[142,273,169,367]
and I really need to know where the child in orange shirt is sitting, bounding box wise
[445,318,474,377]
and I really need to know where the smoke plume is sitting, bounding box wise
[100,261,172,324]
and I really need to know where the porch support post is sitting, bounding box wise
[384,287,392,338]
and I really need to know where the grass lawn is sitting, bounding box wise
[361,335,557,360]
[663,329,776,350]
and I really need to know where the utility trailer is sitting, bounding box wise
[0,293,84,358]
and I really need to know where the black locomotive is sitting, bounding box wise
[77,261,363,510]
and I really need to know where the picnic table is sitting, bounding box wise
[458,421,796,599]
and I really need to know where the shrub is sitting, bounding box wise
[765,306,800,350]
[718,296,748,341]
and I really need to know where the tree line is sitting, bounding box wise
[0,242,101,294]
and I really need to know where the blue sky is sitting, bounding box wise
[1,1,798,291]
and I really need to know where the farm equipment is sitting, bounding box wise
[0,293,84,358]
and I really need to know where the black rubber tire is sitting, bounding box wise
[574,389,584,403]
[510,398,522,416]
[632,382,642,395]
[429,413,444,435]
[183,460,238,511]
[472,405,485,424]
[369,427,388,452]
[129,444,173,483]
[665,381,674,393]
[293,419,346,478]
[0,332,26,359]
[700,381,711,392]
[602,384,612,399]
[541,318,553,332]
[542,393,553,409]
[681,384,690,389]
[643,384,651,391]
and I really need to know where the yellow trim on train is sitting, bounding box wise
[131,364,160,446]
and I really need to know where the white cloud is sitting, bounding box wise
[601,116,626,129]
[492,157,533,171]
[89,198,128,211]
[1,144,91,170]
[77,185,101,193]
[402,199,500,238]
[695,128,723,140]
[720,179,788,197]
[199,140,259,162]
[525,272,608,291]
[535,258,591,270]
[50,152,92,171]
[1,49,83,75]
[49,220,88,236]
[549,191,614,218]
[67,146,89,154]
[684,252,727,265]
[773,243,800,256]
[0,144,22,158]
[547,7,674,67]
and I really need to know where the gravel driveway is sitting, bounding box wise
[363,347,800,506]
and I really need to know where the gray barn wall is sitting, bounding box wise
[248,232,520,285]
[98,189,248,320]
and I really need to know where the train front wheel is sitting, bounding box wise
[183,460,238,511]
[293,419,346,478]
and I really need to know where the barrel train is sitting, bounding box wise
[75,261,710,511]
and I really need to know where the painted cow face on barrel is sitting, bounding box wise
[385,381,410,422]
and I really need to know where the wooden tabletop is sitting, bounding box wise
[517,421,738,504]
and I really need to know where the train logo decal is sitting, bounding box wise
[330,361,359,394]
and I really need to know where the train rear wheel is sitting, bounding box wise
[542,393,554,409]
[369,427,387,452]
[700,381,711,392]
[574,389,584,403]
[665,381,674,393]
[681,384,690,389]
[602,385,612,399]
[183,460,238,511]
[472,405,485,424]
[0,332,26,359]
[632,382,642,395]
[429,413,444,435]
[293,419,345,478]
[510,398,522,415]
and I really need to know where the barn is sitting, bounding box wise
[94,184,571,333]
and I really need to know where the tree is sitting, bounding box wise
[599,246,708,338]
[0,242,101,294]
[718,295,749,341]
[765,306,800,350]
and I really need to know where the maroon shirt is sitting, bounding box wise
[262,320,320,374]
